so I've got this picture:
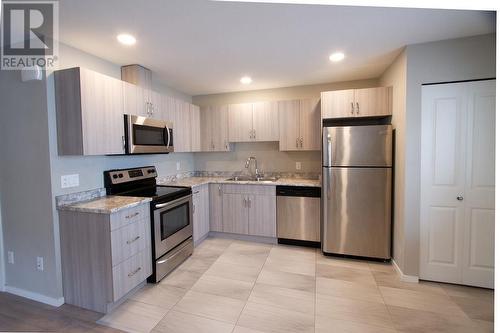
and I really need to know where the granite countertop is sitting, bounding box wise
[159,176,321,188]
[58,196,152,214]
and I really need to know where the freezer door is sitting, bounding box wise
[322,125,392,167]
[322,167,392,259]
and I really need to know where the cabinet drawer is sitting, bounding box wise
[222,184,275,196]
[112,249,151,301]
[111,220,148,266]
[110,204,149,231]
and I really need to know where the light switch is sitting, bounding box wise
[176,162,181,171]
[61,174,79,188]
[295,162,302,170]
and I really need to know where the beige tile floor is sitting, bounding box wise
[98,237,494,333]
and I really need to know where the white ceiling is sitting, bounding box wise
[58,0,495,96]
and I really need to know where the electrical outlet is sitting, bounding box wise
[295,162,302,170]
[61,174,79,188]
[7,251,14,264]
[36,257,44,271]
[176,162,181,171]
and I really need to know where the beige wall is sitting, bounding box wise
[379,49,407,273]
[193,79,379,106]
[192,79,380,173]
[194,142,321,174]
[0,70,60,299]
[403,34,495,276]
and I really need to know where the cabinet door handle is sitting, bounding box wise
[351,102,354,114]
[249,130,253,139]
[356,102,360,114]
[218,185,222,195]
[296,138,299,148]
[300,137,303,148]
[457,196,464,201]
[128,267,141,277]
[253,129,256,139]
[248,197,251,208]
[125,212,139,219]
[126,235,140,245]
[243,197,247,207]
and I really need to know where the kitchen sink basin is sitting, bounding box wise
[225,176,279,182]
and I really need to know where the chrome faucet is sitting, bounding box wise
[245,156,261,178]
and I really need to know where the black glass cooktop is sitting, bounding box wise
[119,185,191,203]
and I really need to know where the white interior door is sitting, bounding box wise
[462,80,495,288]
[420,80,495,288]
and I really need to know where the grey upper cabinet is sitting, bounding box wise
[173,100,192,152]
[252,101,279,141]
[190,104,201,152]
[321,87,392,119]
[228,103,253,142]
[200,105,231,152]
[123,82,165,120]
[122,81,153,117]
[55,66,201,155]
[278,98,320,151]
[228,102,279,142]
[54,67,125,156]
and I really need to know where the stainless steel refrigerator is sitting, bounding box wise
[322,125,392,259]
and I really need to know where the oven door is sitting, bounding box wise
[153,195,193,259]
[126,114,174,154]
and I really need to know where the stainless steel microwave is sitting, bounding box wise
[124,114,174,154]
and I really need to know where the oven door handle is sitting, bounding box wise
[155,202,169,209]
[154,194,192,209]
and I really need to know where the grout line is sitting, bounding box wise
[231,241,272,331]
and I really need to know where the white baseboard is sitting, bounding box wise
[392,259,419,283]
[5,285,64,307]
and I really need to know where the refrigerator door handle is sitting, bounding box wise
[327,133,332,166]
[326,170,331,200]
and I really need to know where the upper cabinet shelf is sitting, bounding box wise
[321,87,392,119]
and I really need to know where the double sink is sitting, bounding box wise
[225,175,279,183]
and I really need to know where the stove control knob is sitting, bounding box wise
[148,169,155,174]
[112,174,118,179]
[118,173,124,178]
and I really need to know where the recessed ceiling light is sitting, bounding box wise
[329,52,345,62]
[240,76,252,84]
[117,34,136,46]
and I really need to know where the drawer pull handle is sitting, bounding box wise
[125,212,140,219]
[126,236,140,244]
[128,267,141,277]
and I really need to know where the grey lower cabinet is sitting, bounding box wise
[219,184,276,238]
[192,184,210,244]
[58,203,152,313]
[209,184,224,232]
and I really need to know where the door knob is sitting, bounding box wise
[457,196,464,201]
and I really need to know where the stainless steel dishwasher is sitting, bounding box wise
[276,186,321,247]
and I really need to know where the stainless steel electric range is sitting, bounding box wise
[104,166,193,282]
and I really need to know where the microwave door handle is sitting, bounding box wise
[163,127,168,146]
